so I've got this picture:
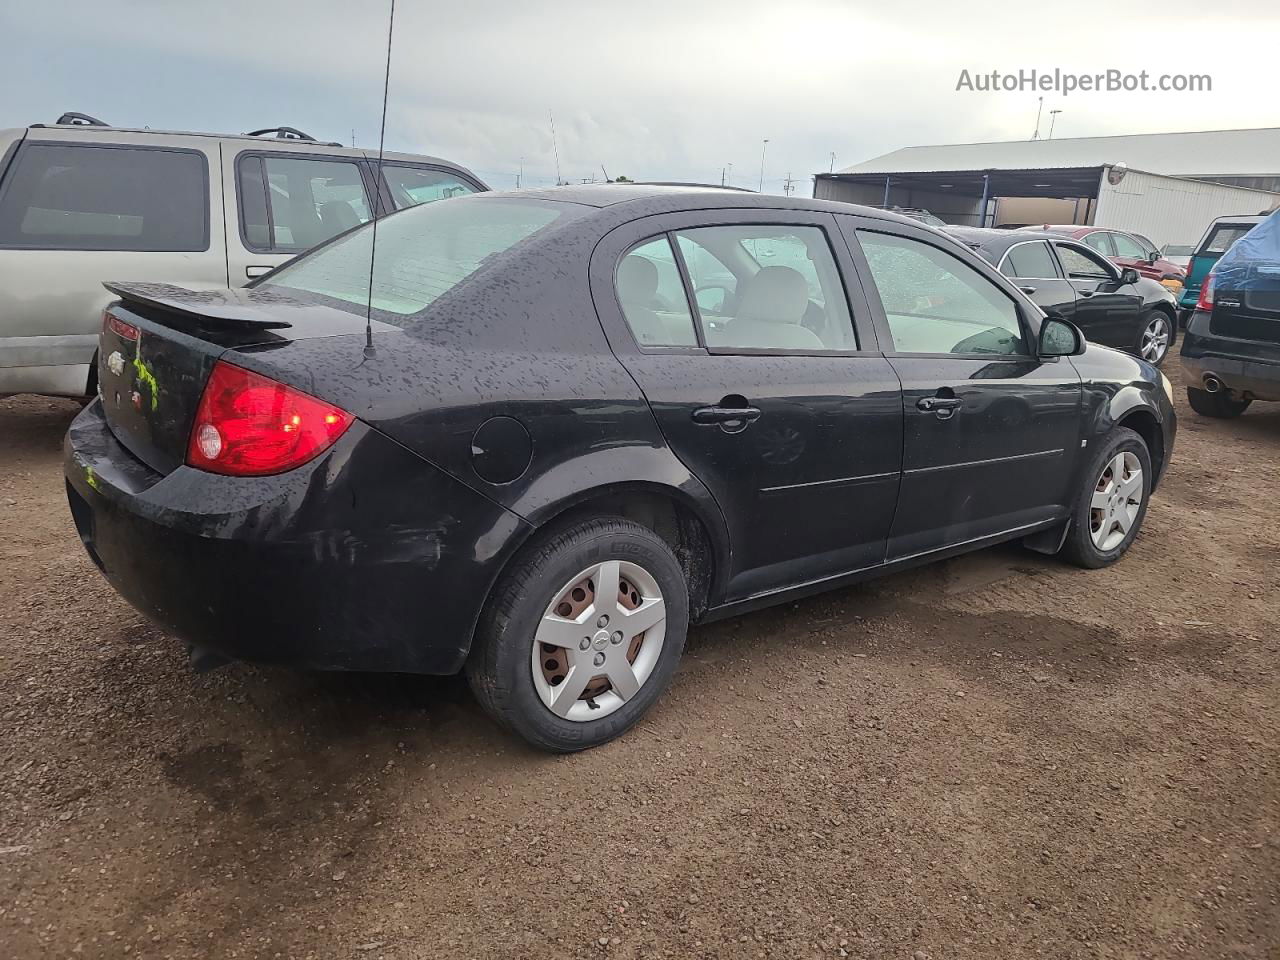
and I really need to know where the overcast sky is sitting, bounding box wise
[3,0,1276,193]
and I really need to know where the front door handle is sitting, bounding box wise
[1077,290,1095,298]
[1019,285,1037,295]
[917,395,963,420]
[245,265,273,279]
[692,402,762,433]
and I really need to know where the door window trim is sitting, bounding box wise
[0,139,211,252]
[995,239,1065,281]
[846,220,1041,362]
[233,148,378,255]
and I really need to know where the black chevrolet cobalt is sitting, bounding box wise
[66,186,1176,752]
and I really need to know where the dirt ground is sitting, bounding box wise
[1,360,1277,960]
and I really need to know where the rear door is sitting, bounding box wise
[223,146,378,284]
[591,209,903,600]
[842,217,1082,561]
[0,132,225,396]
[1050,241,1142,348]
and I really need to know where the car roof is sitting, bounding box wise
[474,183,923,223]
[19,121,469,170]
[943,225,1068,256]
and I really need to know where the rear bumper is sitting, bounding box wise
[64,400,529,673]
[1180,309,1280,401]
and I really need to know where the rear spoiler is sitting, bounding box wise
[103,282,293,330]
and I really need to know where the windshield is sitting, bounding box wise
[264,197,582,323]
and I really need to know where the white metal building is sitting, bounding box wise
[814,127,1280,246]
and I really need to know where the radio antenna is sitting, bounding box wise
[364,0,396,361]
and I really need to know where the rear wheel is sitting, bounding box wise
[1137,310,1175,366]
[1186,386,1251,419]
[1060,427,1152,569]
[466,517,689,752]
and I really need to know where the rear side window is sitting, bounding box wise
[0,143,207,251]
[383,166,479,210]
[238,154,373,253]
[1084,232,1115,256]
[265,196,580,323]
[1002,241,1058,279]
[616,237,698,347]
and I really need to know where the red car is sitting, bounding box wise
[1019,225,1186,291]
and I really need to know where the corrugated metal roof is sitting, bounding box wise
[836,127,1280,178]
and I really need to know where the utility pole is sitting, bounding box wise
[1032,96,1044,140]
[549,110,563,186]
[783,172,796,197]
[758,139,769,193]
[517,156,523,188]
[829,151,836,173]
[1048,109,1063,140]
[351,128,356,148]
[726,162,733,186]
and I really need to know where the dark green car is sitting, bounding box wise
[1177,216,1266,324]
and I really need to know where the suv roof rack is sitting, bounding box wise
[55,112,109,127]
[245,126,344,148]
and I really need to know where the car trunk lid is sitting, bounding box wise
[97,282,380,474]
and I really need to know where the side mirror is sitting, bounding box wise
[1039,316,1085,358]
[1119,267,1141,285]
[1147,250,1160,264]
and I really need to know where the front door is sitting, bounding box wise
[591,210,903,600]
[1051,240,1142,349]
[843,218,1082,561]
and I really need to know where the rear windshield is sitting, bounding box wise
[264,197,581,323]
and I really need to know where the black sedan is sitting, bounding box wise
[65,187,1176,752]
[944,227,1180,366]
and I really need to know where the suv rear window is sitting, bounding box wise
[0,143,208,251]
[264,197,582,323]
[1202,223,1255,255]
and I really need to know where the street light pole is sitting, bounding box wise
[1049,110,1063,140]
[517,156,523,188]
[758,139,769,193]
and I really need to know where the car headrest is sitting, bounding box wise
[617,255,659,303]
[736,266,809,324]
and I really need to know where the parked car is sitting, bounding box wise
[0,112,487,400]
[1181,211,1280,417]
[1018,225,1185,291]
[945,226,1180,365]
[65,187,1176,752]
[1161,242,1196,271]
[1175,215,1266,326]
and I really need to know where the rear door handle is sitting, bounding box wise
[692,403,762,433]
[1019,285,1037,295]
[1077,290,1095,298]
[916,396,962,412]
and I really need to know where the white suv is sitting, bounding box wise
[0,113,486,398]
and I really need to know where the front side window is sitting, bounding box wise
[616,237,698,347]
[1002,241,1058,280]
[1111,232,1146,259]
[674,225,855,351]
[0,143,207,251]
[240,155,373,253]
[1084,232,1115,255]
[858,231,1027,356]
[383,166,479,211]
[1055,243,1114,279]
[265,196,580,324]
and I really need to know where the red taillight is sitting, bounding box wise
[187,361,354,476]
[103,311,139,342]
[1196,271,1216,311]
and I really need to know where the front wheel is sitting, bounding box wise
[1060,427,1152,569]
[466,518,689,752]
[1137,310,1175,366]
[1186,386,1251,419]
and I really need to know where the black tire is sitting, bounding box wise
[1135,309,1176,366]
[466,517,689,753]
[1059,427,1152,569]
[1186,386,1251,419]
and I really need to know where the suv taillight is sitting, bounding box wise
[187,361,354,476]
[1196,271,1216,311]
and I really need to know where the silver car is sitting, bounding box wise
[0,113,486,398]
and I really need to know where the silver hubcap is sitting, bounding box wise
[531,560,666,722]
[1141,315,1170,363]
[1089,451,1143,551]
